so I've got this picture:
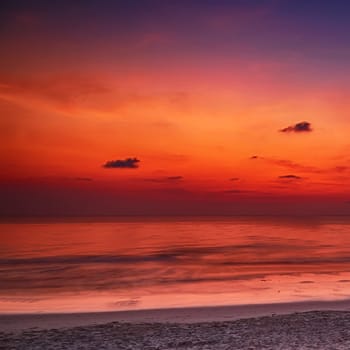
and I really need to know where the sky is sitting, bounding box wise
[1,0,350,216]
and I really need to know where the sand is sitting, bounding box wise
[2,300,350,349]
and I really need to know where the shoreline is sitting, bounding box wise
[2,311,350,349]
[2,299,350,332]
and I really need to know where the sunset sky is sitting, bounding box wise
[1,0,350,216]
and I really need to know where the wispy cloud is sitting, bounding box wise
[0,75,112,112]
[0,75,191,120]
[103,158,140,169]
[250,156,347,175]
[143,176,183,183]
[271,159,319,173]
[278,175,303,180]
[221,189,272,196]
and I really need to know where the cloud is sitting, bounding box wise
[270,159,320,173]
[229,177,240,181]
[278,175,302,180]
[252,156,349,176]
[0,74,112,113]
[0,74,192,120]
[143,176,183,183]
[103,157,140,169]
[221,189,272,196]
[280,121,312,133]
[166,176,183,181]
[251,156,320,173]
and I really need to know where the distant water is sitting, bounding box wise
[1,216,350,314]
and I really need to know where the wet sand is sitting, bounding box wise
[2,300,350,349]
[2,299,350,332]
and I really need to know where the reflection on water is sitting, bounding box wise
[1,216,350,313]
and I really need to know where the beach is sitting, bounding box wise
[2,0,350,346]
[2,300,350,349]
[2,218,350,348]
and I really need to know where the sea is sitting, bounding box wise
[1,216,350,314]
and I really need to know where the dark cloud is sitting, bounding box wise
[229,177,240,181]
[278,175,302,180]
[167,176,183,180]
[143,176,183,183]
[103,157,140,169]
[280,121,312,133]
[250,155,259,159]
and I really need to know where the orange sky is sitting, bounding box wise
[1,0,350,215]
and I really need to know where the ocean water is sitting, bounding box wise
[1,216,350,314]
